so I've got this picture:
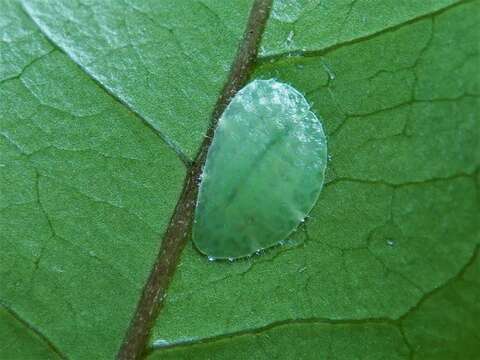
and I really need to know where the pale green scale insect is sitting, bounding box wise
[193,79,327,259]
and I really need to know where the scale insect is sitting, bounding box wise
[193,79,328,260]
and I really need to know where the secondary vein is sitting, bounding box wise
[0,302,68,359]
[116,1,273,359]
[146,243,480,355]
[20,2,192,167]
[258,0,471,65]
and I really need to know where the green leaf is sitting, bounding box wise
[193,79,327,259]
[0,304,62,359]
[260,0,462,57]
[1,0,187,358]
[148,247,480,360]
[20,0,254,160]
[1,0,479,359]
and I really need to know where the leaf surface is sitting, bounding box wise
[1,0,479,359]
[1,1,185,357]
[21,0,254,159]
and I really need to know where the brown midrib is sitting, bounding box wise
[116,1,273,359]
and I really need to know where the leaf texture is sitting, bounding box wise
[0,0,478,359]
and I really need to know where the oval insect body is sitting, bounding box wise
[193,79,328,259]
